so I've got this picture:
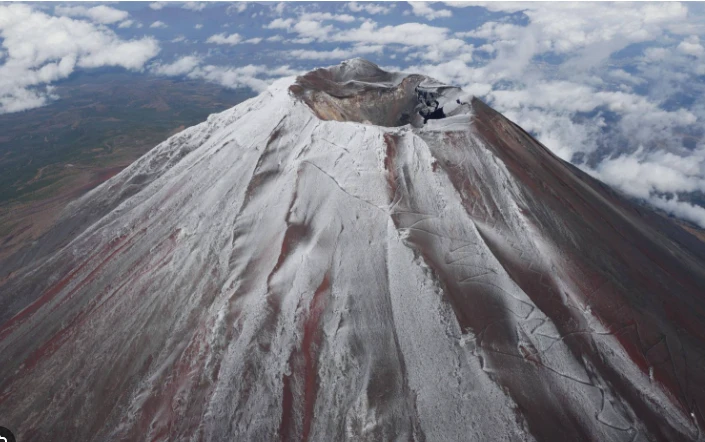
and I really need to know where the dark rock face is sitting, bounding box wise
[1,59,705,441]
[414,85,446,123]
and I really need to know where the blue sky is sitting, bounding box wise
[3,1,705,227]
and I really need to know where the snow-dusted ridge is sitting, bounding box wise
[1,59,705,441]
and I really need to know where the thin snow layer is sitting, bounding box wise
[1,66,705,442]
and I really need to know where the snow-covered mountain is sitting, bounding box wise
[2,59,705,441]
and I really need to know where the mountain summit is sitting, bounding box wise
[2,59,705,441]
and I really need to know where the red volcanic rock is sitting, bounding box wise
[1,59,705,441]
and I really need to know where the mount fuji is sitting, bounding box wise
[1,59,705,441]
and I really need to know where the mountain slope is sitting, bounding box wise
[1,59,705,441]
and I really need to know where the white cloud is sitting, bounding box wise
[151,55,202,76]
[299,12,356,23]
[0,4,159,114]
[649,196,705,228]
[118,20,135,29]
[347,2,393,15]
[182,2,207,12]
[54,5,129,25]
[647,47,669,61]
[288,45,383,60]
[206,33,242,45]
[406,38,473,62]
[265,18,293,30]
[292,20,335,39]
[678,35,705,57]
[188,64,300,92]
[244,38,263,44]
[148,55,301,93]
[149,2,166,10]
[237,3,249,13]
[77,39,161,70]
[607,69,646,85]
[0,87,52,113]
[594,147,705,200]
[195,24,203,30]
[452,1,690,81]
[288,48,356,60]
[273,2,285,15]
[290,37,314,44]
[226,3,249,15]
[264,11,363,43]
[265,17,337,40]
[334,21,450,46]
[148,53,301,94]
[408,2,452,20]
[150,21,168,29]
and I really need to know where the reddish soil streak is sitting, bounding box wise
[301,274,330,441]
[16,228,177,375]
[0,233,131,340]
[50,230,144,312]
[0,179,189,340]
[280,273,331,442]
[383,134,399,192]
[133,321,209,441]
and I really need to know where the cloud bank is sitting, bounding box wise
[150,56,300,92]
[0,4,159,113]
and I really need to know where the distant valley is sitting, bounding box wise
[0,72,253,260]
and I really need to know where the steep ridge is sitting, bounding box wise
[1,59,705,441]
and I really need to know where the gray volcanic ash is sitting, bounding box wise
[2,59,705,441]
